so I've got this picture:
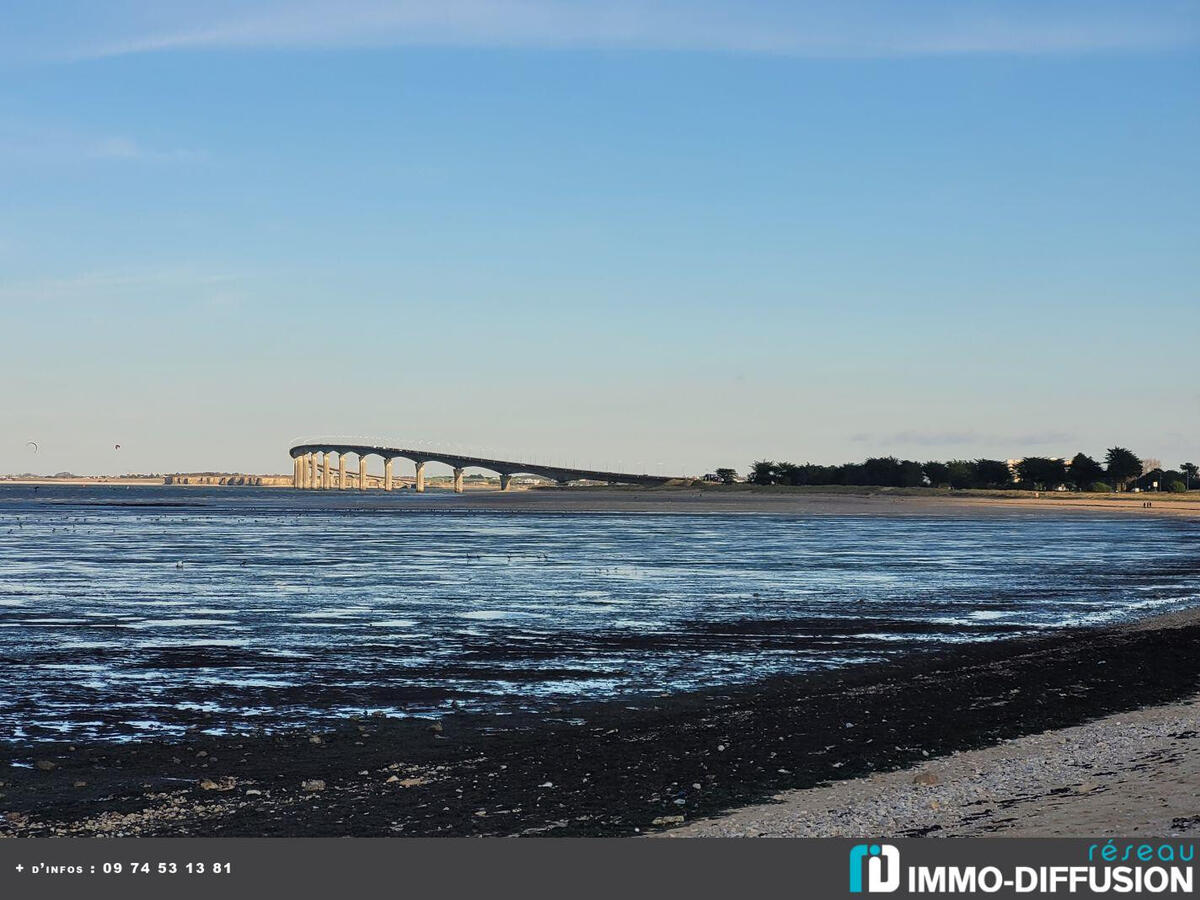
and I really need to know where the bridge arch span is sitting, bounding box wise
[287,441,677,493]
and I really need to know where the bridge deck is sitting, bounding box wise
[288,443,677,486]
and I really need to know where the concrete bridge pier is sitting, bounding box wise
[288,442,680,494]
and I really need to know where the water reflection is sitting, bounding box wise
[1,486,1197,743]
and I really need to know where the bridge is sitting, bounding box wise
[288,440,680,492]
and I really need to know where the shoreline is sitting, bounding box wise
[3,607,1199,838]
[457,487,1200,518]
[661,692,1200,838]
[4,482,1198,518]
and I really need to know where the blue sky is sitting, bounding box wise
[2,1,1197,477]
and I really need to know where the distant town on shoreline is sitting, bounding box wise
[738,447,1196,493]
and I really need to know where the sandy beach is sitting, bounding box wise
[664,694,1200,838]
[5,480,1197,518]
[662,608,1200,838]
[458,486,1200,518]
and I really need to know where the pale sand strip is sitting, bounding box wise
[660,696,1200,838]
[458,488,1200,519]
[6,481,1198,517]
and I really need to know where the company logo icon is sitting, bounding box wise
[849,844,901,893]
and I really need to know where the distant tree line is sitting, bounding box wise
[741,448,1197,493]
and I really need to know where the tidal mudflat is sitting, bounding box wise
[0,485,1197,836]
[3,608,1200,837]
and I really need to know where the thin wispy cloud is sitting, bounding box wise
[88,136,208,163]
[17,0,1199,63]
[0,122,208,165]
[0,267,244,311]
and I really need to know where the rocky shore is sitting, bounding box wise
[2,610,1199,838]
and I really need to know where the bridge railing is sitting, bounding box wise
[287,436,671,478]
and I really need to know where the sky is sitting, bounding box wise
[2,1,1198,478]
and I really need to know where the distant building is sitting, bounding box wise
[164,473,292,487]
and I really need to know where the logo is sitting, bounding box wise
[850,844,901,893]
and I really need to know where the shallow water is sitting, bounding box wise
[1,486,1197,743]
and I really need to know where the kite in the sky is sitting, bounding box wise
[114,444,121,451]
[26,441,38,454]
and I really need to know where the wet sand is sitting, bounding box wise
[5,481,1197,517]
[456,487,1200,518]
[3,608,1199,838]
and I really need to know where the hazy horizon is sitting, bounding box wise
[1,439,1187,480]
[3,1,1197,477]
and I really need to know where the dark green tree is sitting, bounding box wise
[1016,457,1068,490]
[863,457,903,486]
[775,462,802,485]
[713,468,737,485]
[1160,469,1184,489]
[749,460,778,486]
[804,464,839,485]
[898,460,925,487]
[1067,453,1104,490]
[1181,462,1198,490]
[975,459,1014,488]
[839,463,868,485]
[1104,447,1142,491]
[946,460,979,489]
[923,461,951,487]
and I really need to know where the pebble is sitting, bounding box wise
[652,815,685,826]
[301,779,326,792]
